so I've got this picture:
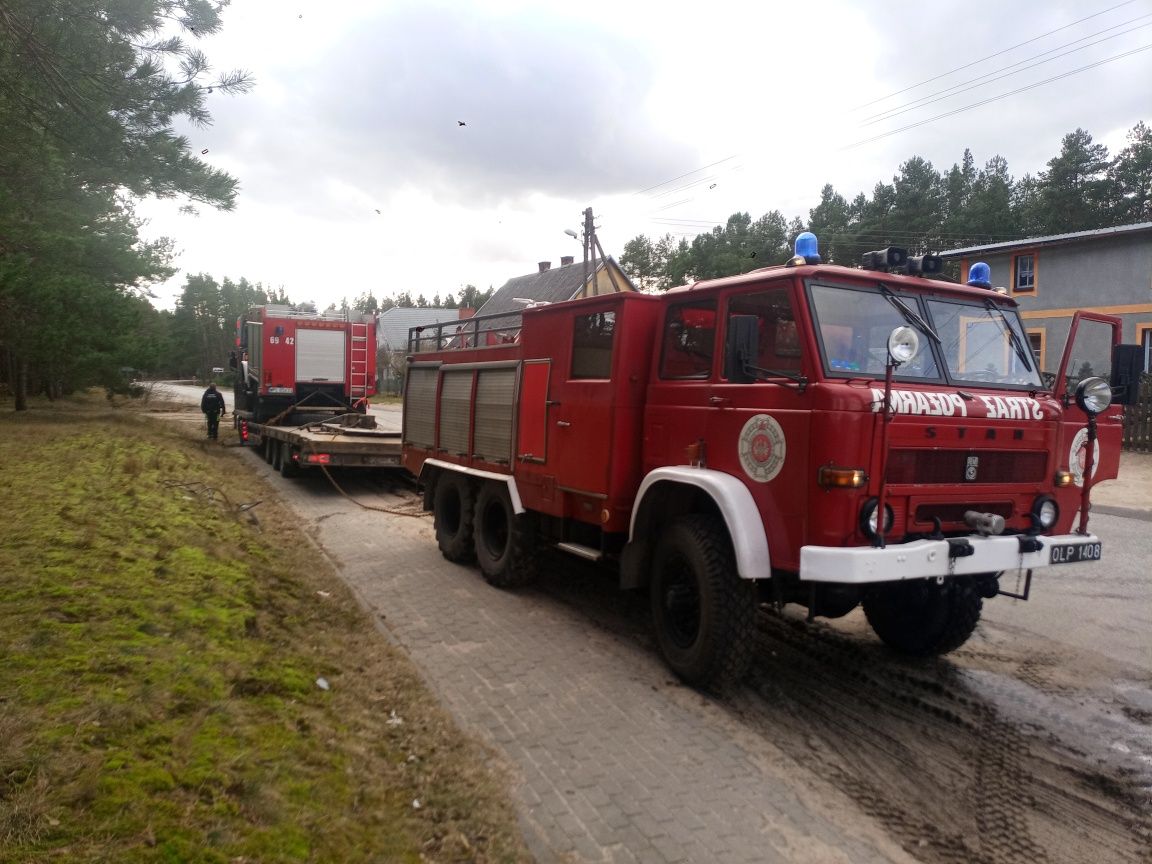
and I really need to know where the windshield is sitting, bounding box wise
[809,283,1044,389]
[809,284,941,379]
[926,298,1043,387]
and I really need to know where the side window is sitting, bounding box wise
[1063,318,1114,392]
[571,311,615,379]
[723,288,802,379]
[660,300,716,379]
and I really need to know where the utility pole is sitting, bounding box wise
[581,207,622,295]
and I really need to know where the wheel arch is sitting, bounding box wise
[418,458,524,514]
[622,467,770,589]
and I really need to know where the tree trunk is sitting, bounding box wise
[14,354,28,411]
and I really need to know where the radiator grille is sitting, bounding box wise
[887,450,1046,484]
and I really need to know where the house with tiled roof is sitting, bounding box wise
[940,222,1152,373]
[468,255,635,345]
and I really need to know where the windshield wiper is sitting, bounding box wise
[982,298,1033,372]
[879,284,940,344]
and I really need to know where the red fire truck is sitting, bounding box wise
[232,306,401,475]
[401,235,1142,687]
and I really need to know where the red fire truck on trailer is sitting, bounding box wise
[401,235,1141,688]
[231,305,401,475]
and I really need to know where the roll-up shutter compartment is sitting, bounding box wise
[473,367,516,463]
[296,329,346,383]
[405,367,438,448]
[439,370,472,455]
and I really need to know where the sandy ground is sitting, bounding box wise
[1093,450,1152,512]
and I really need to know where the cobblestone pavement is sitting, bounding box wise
[250,461,917,864]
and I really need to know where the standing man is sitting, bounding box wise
[201,382,227,440]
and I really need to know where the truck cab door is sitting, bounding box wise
[1053,311,1123,491]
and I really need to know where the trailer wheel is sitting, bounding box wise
[279,444,300,478]
[650,515,755,690]
[862,577,983,656]
[433,473,475,563]
[474,482,539,589]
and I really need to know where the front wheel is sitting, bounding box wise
[862,578,983,656]
[649,515,755,690]
[474,482,539,588]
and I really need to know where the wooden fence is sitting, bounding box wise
[1122,372,1152,452]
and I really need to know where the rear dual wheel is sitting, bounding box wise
[473,482,539,588]
[434,474,475,563]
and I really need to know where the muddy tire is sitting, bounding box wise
[433,473,475,563]
[650,515,755,690]
[863,578,983,656]
[474,482,540,588]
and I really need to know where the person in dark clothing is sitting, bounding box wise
[201,383,227,439]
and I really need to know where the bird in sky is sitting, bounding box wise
[458,120,467,127]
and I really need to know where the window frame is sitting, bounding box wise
[1025,326,1046,371]
[569,310,617,380]
[1137,322,1152,373]
[1011,251,1038,295]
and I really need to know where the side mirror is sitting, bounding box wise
[1110,344,1144,406]
[725,315,758,383]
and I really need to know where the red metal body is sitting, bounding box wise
[235,306,376,420]
[402,264,1124,577]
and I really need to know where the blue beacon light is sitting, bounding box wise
[967,262,992,289]
[795,232,821,264]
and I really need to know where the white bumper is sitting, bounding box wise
[799,533,1102,584]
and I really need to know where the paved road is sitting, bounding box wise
[147,385,1152,863]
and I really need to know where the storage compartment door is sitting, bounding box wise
[296,328,346,383]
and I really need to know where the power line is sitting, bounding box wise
[862,17,1152,127]
[851,0,1139,111]
[844,43,1152,150]
[633,154,739,196]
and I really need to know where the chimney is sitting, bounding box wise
[458,307,476,319]
[538,261,551,273]
[560,255,574,266]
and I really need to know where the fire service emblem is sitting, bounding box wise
[738,414,786,483]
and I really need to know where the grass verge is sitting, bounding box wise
[0,397,530,863]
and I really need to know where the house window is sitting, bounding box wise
[1026,328,1046,371]
[571,311,615,379]
[1138,323,1152,373]
[1013,253,1036,294]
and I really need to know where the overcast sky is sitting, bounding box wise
[137,0,1152,310]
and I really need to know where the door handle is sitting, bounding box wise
[709,396,731,405]
[556,420,571,428]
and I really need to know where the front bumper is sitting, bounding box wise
[799,533,1101,584]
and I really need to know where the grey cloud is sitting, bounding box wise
[201,4,696,214]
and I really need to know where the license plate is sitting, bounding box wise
[1049,541,1102,565]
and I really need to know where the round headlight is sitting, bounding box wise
[1075,376,1112,415]
[860,498,894,539]
[887,326,920,364]
[1032,496,1059,530]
